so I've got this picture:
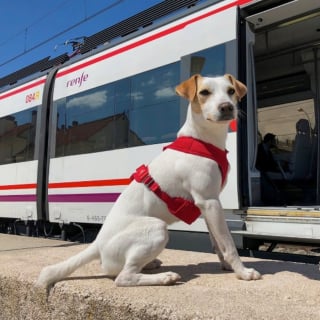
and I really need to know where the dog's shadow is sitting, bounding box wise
[246,259,320,281]
[62,259,320,286]
[147,260,320,282]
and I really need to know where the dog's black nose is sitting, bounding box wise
[217,102,235,120]
[218,102,234,114]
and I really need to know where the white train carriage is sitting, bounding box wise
[47,0,240,232]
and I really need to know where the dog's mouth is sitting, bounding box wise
[206,115,235,123]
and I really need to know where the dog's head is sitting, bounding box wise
[175,74,247,123]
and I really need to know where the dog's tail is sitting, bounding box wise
[35,241,99,289]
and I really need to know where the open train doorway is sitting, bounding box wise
[243,0,320,208]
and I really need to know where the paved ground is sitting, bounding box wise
[0,234,320,320]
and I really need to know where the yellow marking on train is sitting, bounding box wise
[247,208,320,218]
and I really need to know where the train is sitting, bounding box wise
[1,0,320,250]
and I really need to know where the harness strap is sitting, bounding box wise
[164,136,229,186]
[131,165,201,224]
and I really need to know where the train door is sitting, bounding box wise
[0,77,47,225]
[239,0,320,241]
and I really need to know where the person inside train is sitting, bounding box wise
[256,133,285,205]
[256,133,279,172]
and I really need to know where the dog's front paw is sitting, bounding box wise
[236,267,261,281]
[161,272,181,285]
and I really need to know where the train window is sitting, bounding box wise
[55,84,115,157]
[114,78,132,148]
[129,62,180,145]
[54,62,180,157]
[0,107,37,164]
[190,45,225,76]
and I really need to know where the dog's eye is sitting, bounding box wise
[228,88,235,95]
[199,89,211,96]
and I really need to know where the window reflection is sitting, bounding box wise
[0,108,37,164]
[190,45,225,76]
[129,63,180,145]
[54,62,180,157]
[55,86,116,157]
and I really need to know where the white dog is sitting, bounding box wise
[36,74,261,289]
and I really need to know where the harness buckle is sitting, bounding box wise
[132,165,159,192]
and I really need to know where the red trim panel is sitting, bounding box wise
[0,183,37,190]
[48,178,131,188]
[0,79,46,100]
[0,178,131,191]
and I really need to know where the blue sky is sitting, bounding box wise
[0,0,163,78]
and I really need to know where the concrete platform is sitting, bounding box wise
[0,234,320,320]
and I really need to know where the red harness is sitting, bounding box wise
[131,136,229,224]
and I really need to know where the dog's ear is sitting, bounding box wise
[175,74,201,101]
[224,74,247,101]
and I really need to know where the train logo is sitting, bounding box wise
[66,72,89,88]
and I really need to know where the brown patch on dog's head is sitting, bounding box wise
[176,74,202,113]
[224,74,247,101]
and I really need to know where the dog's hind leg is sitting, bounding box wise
[143,259,162,270]
[36,242,100,289]
[115,264,180,286]
[100,217,180,286]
